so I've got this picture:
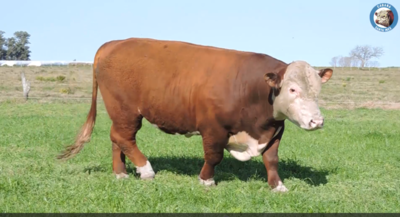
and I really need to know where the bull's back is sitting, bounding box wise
[96,38,260,133]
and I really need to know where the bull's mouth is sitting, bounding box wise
[302,125,323,131]
[376,20,390,27]
[288,119,324,131]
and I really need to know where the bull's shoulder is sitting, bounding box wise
[238,52,288,73]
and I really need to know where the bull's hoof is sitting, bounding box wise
[198,176,216,186]
[139,172,155,180]
[136,160,155,181]
[271,181,289,193]
[115,173,129,179]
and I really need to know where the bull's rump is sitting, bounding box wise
[96,38,253,134]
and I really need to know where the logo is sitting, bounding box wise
[370,3,398,32]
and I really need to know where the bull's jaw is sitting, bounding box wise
[273,112,324,131]
[288,118,324,131]
[273,100,325,131]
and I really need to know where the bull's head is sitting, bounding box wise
[375,9,394,27]
[265,61,333,131]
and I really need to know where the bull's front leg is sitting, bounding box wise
[262,136,288,192]
[198,127,229,186]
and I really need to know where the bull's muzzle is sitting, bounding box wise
[309,118,324,129]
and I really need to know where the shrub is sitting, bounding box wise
[59,87,73,94]
[36,75,66,82]
[56,76,66,82]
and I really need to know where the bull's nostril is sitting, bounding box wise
[309,119,324,128]
[309,119,315,127]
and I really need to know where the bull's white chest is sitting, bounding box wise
[226,127,282,161]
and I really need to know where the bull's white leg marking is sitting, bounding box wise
[226,127,282,161]
[115,173,129,179]
[271,181,288,193]
[184,131,200,138]
[198,176,216,186]
[173,131,201,137]
[136,160,155,180]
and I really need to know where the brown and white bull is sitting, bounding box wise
[58,38,333,192]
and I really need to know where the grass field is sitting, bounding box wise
[1,102,400,213]
[0,65,400,213]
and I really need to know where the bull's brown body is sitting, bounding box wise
[58,37,323,191]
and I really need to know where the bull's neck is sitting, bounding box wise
[239,79,284,140]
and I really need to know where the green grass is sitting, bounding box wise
[0,102,400,213]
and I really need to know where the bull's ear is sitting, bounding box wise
[388,10,394,19]
[264,72,281,88]
[318,68,333,83]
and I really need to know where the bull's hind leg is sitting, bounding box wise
[110,117,155,180]
[198,128,229,186]
[112,142,128,179]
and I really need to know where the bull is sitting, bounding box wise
[58,38,333,192]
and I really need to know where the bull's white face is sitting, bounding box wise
[266,61,333,131]
[375,10,392,27]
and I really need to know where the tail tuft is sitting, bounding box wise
[57,119,95,160]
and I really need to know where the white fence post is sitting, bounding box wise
[20,72,31,101]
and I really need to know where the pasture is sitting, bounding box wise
[0,66,400,213]
[1,65,400,108]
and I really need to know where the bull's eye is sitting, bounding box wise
[290,88,296,93]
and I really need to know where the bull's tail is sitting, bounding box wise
[57,61,99,160]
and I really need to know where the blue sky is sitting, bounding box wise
[1,0,399,66]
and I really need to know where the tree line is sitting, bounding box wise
[0,31,31,60]
[330,45,384,68]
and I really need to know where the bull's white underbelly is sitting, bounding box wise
[226,127,282,161]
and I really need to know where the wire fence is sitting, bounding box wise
[1,63,399,110]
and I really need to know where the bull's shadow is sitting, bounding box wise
[128,156,333,186]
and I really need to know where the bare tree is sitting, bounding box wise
[349,45,384,68]
[329,56,339,68]
[351,57,361,68]
[337,56,346,68]
[369,60,380,68]
[337,56,355,68]
[343,57,353,68]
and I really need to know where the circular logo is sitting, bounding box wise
[370,3,398,32]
